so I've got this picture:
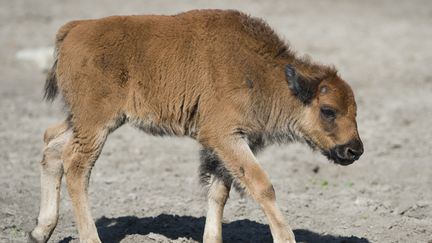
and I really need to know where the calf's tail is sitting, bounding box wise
[43,20,82,102]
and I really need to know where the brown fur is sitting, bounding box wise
[31,9,362,243]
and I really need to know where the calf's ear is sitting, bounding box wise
[285,64,319,105]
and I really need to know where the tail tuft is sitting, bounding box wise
[43,59,58,102]
[43,20,83,102]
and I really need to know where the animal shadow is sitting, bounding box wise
[62,214,371,243]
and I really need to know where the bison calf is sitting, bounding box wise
[30,9,363,243]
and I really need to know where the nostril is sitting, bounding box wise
[347,147,362,159]
[346,148,356,158]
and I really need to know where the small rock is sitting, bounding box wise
[390,144,402,149]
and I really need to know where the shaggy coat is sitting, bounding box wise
[31,9,363,243]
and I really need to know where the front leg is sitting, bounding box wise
[203,176,231,243]
[207,136,296,243]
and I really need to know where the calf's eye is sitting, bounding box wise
[320,107,336,121]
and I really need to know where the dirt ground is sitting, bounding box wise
[1,0,431,242]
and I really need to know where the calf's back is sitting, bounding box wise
[54,10,292,140]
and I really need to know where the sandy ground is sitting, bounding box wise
[1,0,432,242]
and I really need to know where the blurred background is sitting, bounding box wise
[1,0,431,242]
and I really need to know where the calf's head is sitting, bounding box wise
[285,65,363,165]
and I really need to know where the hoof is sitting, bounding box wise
[28,231,44,243]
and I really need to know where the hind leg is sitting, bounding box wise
[62,110,125,243]
[30,121,71,243]
[62,124,111,243]
[200,149,232,243]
